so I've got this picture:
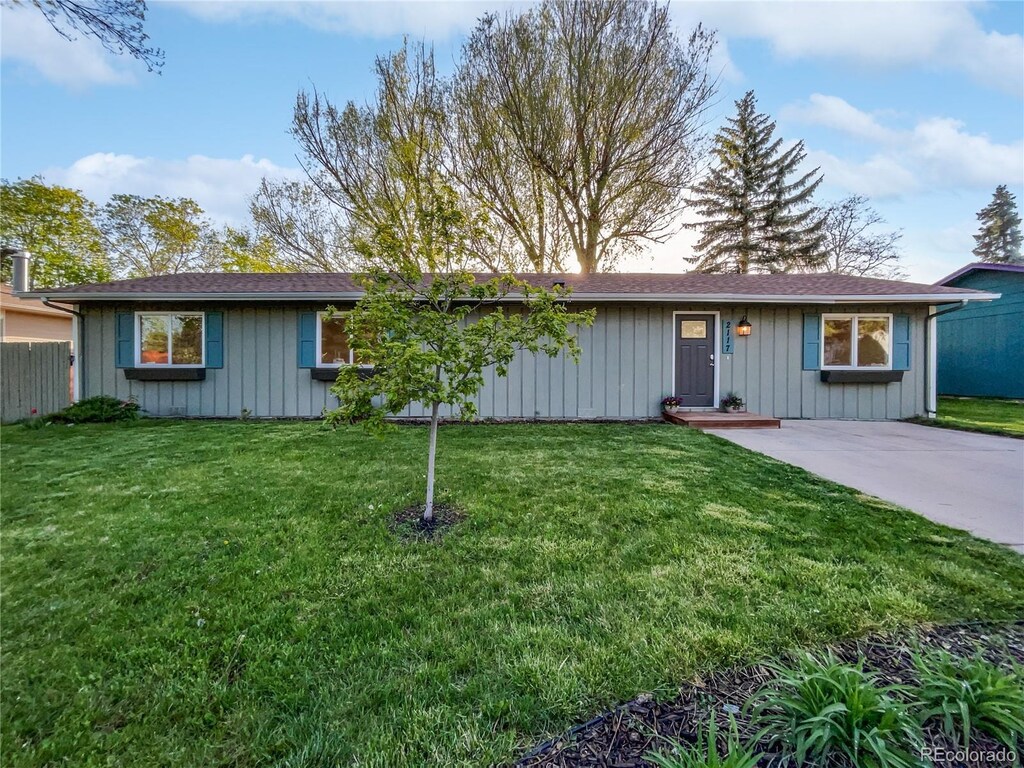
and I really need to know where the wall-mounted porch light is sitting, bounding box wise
[736,315,752,336]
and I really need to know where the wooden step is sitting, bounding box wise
[663,410,781,429]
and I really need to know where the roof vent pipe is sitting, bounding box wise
[8,250,30,294]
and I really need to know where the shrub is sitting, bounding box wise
[749,651,923,768]
[48,396,140,424]
[646,716,761,768]
[914,648,1024,750]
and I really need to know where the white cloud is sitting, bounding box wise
[788,95,1023,198]
[176,0,513,40]
[782,95,897,144]
[0,4,137,88]
[675,1,1023,97]
[805,150,921,198]
[42,153,302,224]
[908,117,1023,188]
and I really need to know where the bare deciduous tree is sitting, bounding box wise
[455,0,717,272]
[250,178,354,272]
[6,0,163,71]
[811,195,906,279]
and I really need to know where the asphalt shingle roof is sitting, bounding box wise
[33,271,990,302]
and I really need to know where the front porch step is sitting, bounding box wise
[663,410,781,429]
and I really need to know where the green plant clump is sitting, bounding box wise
[646,717,761,768]
[914,649,1024,750]
[46,395,140,424]
[750,651,923,768]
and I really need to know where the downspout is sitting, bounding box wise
[42,299,84,403]
[924,300,968,418]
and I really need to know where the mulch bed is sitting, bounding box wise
[389,503,465,542]
[517,622,1024,768]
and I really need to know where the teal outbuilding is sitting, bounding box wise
[936,263,1024,399]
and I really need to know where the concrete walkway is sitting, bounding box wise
[707,420,1024,552]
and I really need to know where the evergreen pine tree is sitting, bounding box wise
[972,185,1023,264]
[688,91,825,273]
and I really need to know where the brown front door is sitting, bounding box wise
[675,315,715,407]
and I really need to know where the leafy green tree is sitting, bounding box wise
[100,194,221,277]
[688,91,824,274]
[217,226,288,273]
[972,185,1023,264]
[326,181,594,522]
[455,0,717,272]
[0,177,111,288]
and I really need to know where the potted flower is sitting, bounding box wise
[661,395,683,413]
[720,392,745,413]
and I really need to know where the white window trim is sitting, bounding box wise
[821,312,893,371]
[135,311,206,368]
[315,311,373,369]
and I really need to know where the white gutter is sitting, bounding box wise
[26,291,1001,304]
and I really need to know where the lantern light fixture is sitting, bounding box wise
[737,315,752,336]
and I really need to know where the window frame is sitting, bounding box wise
[315,311,372,369]
[820,312,893,371]
[134,311,206,368]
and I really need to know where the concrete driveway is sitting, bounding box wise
[708,420,1024,552]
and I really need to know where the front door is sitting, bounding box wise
[675,314,716,407]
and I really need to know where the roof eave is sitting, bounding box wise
[25,291,1001,303]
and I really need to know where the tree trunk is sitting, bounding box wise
[424,399,440,522]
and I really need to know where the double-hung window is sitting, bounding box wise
[136,312,205,367]
[821,313,892,370]
[316,312,372,368]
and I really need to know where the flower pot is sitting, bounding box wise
[664,406,681,414]
[722,405,744,413]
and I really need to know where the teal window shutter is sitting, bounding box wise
[298,312,316,368]
[115,312,134,368]
[893,314,911,370]
[802,314,820,370]
[205,312,224,368]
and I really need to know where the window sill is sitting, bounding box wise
[310,367,375,381]
[124,367,207,382]
[820,369,904,384]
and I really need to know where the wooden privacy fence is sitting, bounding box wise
[1,342,71,423]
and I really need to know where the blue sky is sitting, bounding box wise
[2,0,1022,282]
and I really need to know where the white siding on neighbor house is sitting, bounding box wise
[79,302,927,420]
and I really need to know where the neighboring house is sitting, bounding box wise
[23,272,997,421]
[0,283,73,344]
[934,263,1024,399]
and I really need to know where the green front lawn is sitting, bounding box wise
[2,421,1022,766]
[930,396,1024,437]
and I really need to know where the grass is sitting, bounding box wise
[2,420,1022,767]
[912,396,1024,438]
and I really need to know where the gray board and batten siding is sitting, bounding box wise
[78,302,927,421]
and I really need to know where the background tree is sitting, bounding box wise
[293,43,474,271]
[806,195,906,279]
[688,90,824,274]
[455,0,717,273]
[217,226,289,273]
[100,194,221,277]
[4,0,163,71]
[250,178,354,272]
[0,177,111,288]
[972,185,1023,264]
[326,182,594,523]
